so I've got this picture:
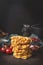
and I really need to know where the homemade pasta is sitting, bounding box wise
[10,35,32,59]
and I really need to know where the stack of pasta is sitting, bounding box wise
[10,36,32,59]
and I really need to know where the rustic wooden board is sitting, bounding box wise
[0,51,43,65]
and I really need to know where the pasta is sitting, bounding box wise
[11,35,32,59]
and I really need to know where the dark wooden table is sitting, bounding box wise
[0,48,43,65]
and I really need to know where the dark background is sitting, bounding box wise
[0,0,43,34]
[0,1,43,65]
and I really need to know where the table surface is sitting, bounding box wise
[0,50,43,65]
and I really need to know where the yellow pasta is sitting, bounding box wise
[11,35,32,59]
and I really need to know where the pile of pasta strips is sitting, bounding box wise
[11,36,32,59]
